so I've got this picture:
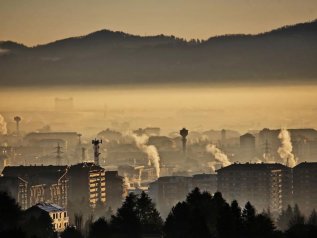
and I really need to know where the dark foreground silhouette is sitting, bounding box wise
[1,189,317,238]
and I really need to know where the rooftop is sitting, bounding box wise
[1,165,68,184]
[294,162,317,169]
[35,203,65,213]
[216,163,290,172]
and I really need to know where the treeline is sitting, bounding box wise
[0,191,55,238]
[1,189,317,238]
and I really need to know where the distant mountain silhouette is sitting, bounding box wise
[0,20,317,86]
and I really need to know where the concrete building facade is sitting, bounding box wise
[26,203,69,232]
[293,162,317,215]
[68,163,106,208]
[217,163,292,215]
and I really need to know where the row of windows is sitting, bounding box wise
[55,222,68,229]
[52,211,67,219]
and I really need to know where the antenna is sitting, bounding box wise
[92,139,102,165]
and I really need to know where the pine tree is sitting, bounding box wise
[289,204,305,227]
[230,200,243,235]
[0,191,22,232]
[307,209,317,226]
[242,201,256,223]
[94,199,106,219]
[88,217,110,238]
[164,202,191,238]
[110,193,141,238]
[136,191,163,235]
[61,226,83,238]
[105,206,113,221]
[277,205,293,231]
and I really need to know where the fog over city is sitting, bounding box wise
[1,85,317,134]
[1,1,317,237]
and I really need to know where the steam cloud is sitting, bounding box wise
[206,144,231,172]
[0,114,7,135]
[132,134,160,178]
[277,128,297,168]
[123,174,131,189]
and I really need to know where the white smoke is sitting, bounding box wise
[138,169,142,187]
[0,114,7,135]
[206,144,231,172]
[277,128,297,168]
[132,134,160,178]
[207,161,216,172]
[124,175,131,189]
[259,152,276,164]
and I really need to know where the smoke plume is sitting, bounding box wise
[0,114,7,135]
[277,128,297,168]
[124,175,131,189]
[132,134,160,178]
[206,144,231,172]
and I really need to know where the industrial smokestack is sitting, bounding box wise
[132,134,160,178]
[179,128,189,155]
[277,128,297,168]
[78,133,82,145]
[221,129,226,145]
[81,147,86,162]
[0,114,7,135]
[206,144,231,172]
[92,139,102,166]
[55,143,63,165]
[14,116,21,136]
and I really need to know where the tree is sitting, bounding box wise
[22,211,55,238]
[289,204,305,227]
[307,209,317,226]
[88,217,110,238]
[94,199,106,219]
[83,214,94,238]
[229,200,243,237]
[164,202,192,238]
[242,201,256,223]
[110,193,141,238]
[61,226,83,238]
[0,228,26,238]
[164,188,215,238]
[252,213,276,238]
[136,191,163,235]
[286,224,317,238]
[0,191,22,232]
[277,205,293,231]
[105,207,113,221]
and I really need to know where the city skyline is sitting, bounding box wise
[1,2,317,237]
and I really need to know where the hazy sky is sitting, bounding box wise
[1,85,317,133]
[1,0,317,46]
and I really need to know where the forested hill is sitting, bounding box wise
[0,20,316,86]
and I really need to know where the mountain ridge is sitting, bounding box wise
[0,19,316,86]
